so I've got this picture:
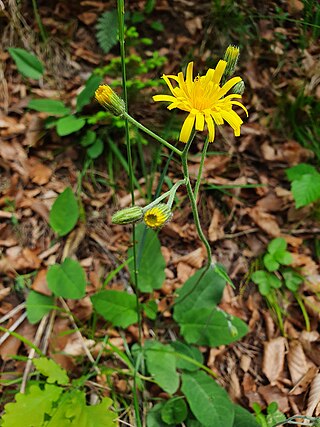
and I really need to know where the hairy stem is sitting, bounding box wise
[193,137,209,202]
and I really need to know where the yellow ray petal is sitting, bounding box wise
[205,115,215,142]
[231,101,249,116]
[218,76,241,98]
[179,113,196,143]
[186,62,194,87]
[221,110,243,136]
[195,112,205,131]
[213,60,227,85]
[162,75,177,96]
[153,95,177,103]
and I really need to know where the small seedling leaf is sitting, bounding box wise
[49,187,79,236]
[26,290,54,324]
[267,238,287,255]
[263,253,279,272]
[47,258,86,299]
[33,357,69,385]
[8,47,44,79]
[91,290,138,328]
[283,269,303,292]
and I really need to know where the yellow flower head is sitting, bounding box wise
[143,203,172,229]
[95,84,125,116]
[153,61,248,143]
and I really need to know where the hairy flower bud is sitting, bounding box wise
[95,85,125,116]
[112,206,143,225]
[143,203,172,229]
[230,80,245,95]
[223,45,240,77]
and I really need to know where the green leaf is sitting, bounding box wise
[291,173,320,208]
[47,258,86,299]
[77,74,103,112]
[267,238,287,255]
[80,130,96,147]
[214,263,235,288]
[128,223,166,292]
[56,115,86,136]
[286,164,318,181]
[233,405,259,427]
[263,253,279,272]
[173,267,225,323]
[2,384,62,427]
[177,307,248,347]
[27,99,71,115]
[161,397,188,425]
[275,251,292,266]
[145,341,180,394]
[87,138,104,159]
[46,390,117,427]
[91,290,138,328]
[171,341,203,372]
[147,402,175,427]
[269,274,282,289]
[252,271,271,295]
[282,269,303,292]
[26,290,54,324]
[143,300,158,320]
[8,47,44,79]
[49,187,79,236]
[96,10,118,54]
[33,357,69,385]
[181,371,235,427]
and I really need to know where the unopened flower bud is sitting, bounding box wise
[112,206,143,225]
[143,203,172,229]
[230,80,245,95]
[223,45,240,77]
[228,323,238,338]
[95,85,125,116]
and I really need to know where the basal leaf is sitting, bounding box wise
[233,404,260,427]
[47,258,86,299]
[128,223,166,292]
[145,341,180,394]
[26,290,54,324]
[8,47,44,79]
[56,115,86,136]
[171,341,203,372]
[91,290,138,328]
[33,357,69,385]
[178,307,248,346]
[147,402,175,427]
[49,187,79,236]
[28,99,70,115]
[161,397,188,425]
[173,267,225,323]
[181,371,235,427]
[87,138,103,159]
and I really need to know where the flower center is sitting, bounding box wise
[145,213,158,226]
[191,78,219,112]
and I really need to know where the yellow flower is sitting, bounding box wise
[95,84,125,116]
[153,61,248,143]
[143,204,172,229]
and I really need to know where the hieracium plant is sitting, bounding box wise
[95,44,248,275]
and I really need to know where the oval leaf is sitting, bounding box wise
[56,116,85,136]
[26,291,55,324]
[28,99,71,116]
[47,258,86,299]
[49,187,79,236]
[8,47,44,79]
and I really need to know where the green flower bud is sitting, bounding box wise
[230,80,245,95]
[112,206,143,225]
[223,45,240,77]
[95,85,125,116]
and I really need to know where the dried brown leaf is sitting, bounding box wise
[287,340,308,385]
[248,206,281,237]
[262,337,286,383]
[306,372,320,416]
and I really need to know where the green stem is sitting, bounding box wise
[193,137,209,202]
[295,292,310,332]
[31,0,47,43]
[142,179,185,211]
[181,135,213,268]
[123,112,182,157]
[117,2,142,426]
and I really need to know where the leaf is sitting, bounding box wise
[291,173,320,208]
[145,341,180,394]
[56,115,86,136]
[80,130,96,147]
[91,290,138,328]
[283,268,303,291]
[147,402,175,427]
[26,290,54,324]
[49,187,79,236]
[173,267,225,323]
[251,271,281,295]
[47,258,86,299]
[143,300,158,320]
[181,371,235,427]
[8,47,44,79]
[27,99,71,115]
[128,223,166,293]
[171,341,203,372]
[77,73,103,112]
[46,390,117,427]
[33,357,69,385]
[263,253,279,272]
[286,163,318,181]
[87,138,104,159]
[177,307,248,347]
[275,251,292,266]
[267,238,287,255]
[161,397,188,425]
[2,384,62,427]
[96,10,118,54]
[233,404,260,427]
